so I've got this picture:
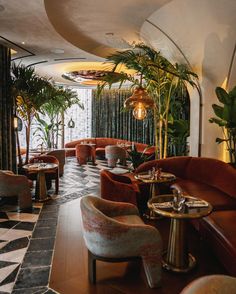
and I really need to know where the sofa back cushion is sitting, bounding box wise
[65,138,95,148]
[186,157,236,198]
[135,156,191,177]
[96,138,119,148]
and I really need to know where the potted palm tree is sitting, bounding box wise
[209,86,236,167]
[35,85,83,149]
[97,43,198,159]
[11,63,51,165]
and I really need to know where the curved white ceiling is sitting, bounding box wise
[44,0,171,58]
[141,0,236,86]
[0,0,235,88]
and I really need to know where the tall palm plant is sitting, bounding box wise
[37,86,83,149]
[11,63,52,164]
[98,43,198,159]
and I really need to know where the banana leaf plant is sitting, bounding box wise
[209,86,236,166]
[33,117,56,149]
[168,119,190,156]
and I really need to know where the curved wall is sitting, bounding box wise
[141,0,236,160]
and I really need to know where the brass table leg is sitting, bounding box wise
[162,218,196,272]
[35,171,50,202]
[145,183,162,220]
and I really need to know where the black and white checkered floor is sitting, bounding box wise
[0,158,113,293]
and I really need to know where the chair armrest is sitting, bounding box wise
[97,197,139,217]
[1,170,14,175]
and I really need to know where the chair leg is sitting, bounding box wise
[55,170,59,194]
[88,250,96,284]
[55,177,59,194]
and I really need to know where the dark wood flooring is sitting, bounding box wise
[49,198,226,294]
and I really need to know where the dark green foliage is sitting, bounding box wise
[209,86,236,164]
[127,144,152,169]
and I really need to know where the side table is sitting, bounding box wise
[135,172,176,219]
[23,163,58,201]
[148,194,212,272]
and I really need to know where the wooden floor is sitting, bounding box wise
[49,198,226,294]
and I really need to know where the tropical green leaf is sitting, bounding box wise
[212,104,224,119]
[229,86,236,100]
[215,87,231,105]
[209,117,226,126]
[216,137,228,144]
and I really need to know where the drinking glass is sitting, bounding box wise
[172,190,185,211]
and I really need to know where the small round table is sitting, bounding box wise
[148,194,212,273]
[135,172,176,219]
[23,163,58,202]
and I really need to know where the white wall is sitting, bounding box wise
[141,0,236,160]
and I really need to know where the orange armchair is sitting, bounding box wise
[0,170,32,210]
[100,170,146,213]
[46,149,65,177]
[76,144,96,165]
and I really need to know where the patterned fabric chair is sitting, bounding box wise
[180,275,236,294]
[76,144,96,165]
[0,170,32,210]
[80,195,163,288]
[105,145,126,167]
[46,149,66,177]
[29,155,59,194]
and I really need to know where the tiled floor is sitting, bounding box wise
[0,158,112,293]
[1,158,227,293]
[0,205,42,293]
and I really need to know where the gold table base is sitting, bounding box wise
[162,252,196,273]
[162,218,196,273]
[35,171,51,202]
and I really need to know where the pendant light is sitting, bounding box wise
[124,86,154,120]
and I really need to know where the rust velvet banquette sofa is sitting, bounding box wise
[65,137,155,158]
[135,156,236,276]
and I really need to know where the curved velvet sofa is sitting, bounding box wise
[136,156,236,276]
[65,137,155,158]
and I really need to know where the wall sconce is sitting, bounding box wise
[14,116,23,131]
[124,87,154,120]
[67,118,75,128]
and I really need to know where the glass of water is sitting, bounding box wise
[172,189,185,211]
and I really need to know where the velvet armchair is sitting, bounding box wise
[76,144,96,165]
[0,170,32,210]
[46,149,65,177]
[100,169,145,211]
[80,195,163,288]
[105,145,126,167]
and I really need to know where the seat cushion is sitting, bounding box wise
[96,147,105,157]
[200,210,236,275]
[176,178,236,211]
[112,214,144,225]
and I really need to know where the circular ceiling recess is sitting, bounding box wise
[62,69,121,85]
